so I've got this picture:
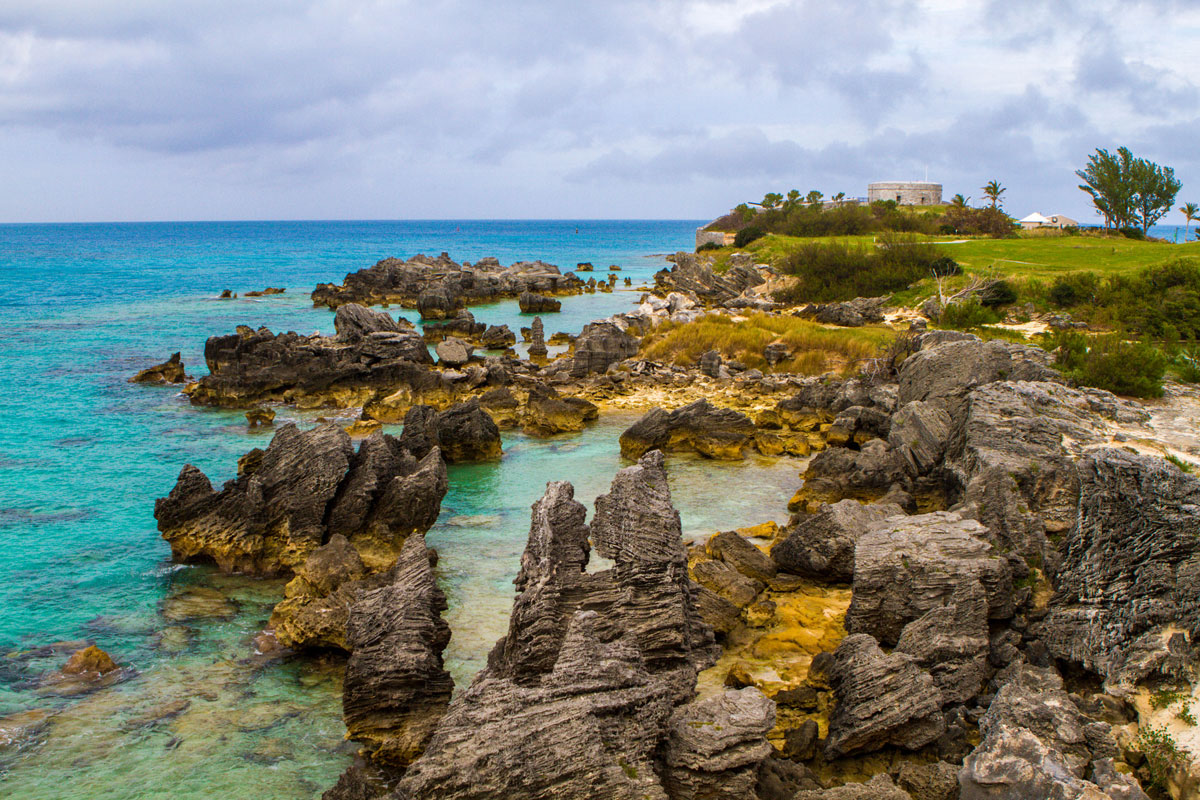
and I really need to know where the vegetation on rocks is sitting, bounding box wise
[639,313,891,375]
[1041,330,1167,398]
[770,234,946,304]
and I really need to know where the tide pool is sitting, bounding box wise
[0,220,805,799]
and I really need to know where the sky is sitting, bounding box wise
[1,0,1199,223]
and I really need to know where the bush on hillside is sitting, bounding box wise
[979,279,1018,307]
[1047,272,1100,307]
[696,241,722,252]
[1042,330,1166,398]
[770,234,942,304]
[733,226,766,247]
[940,299,1003,329]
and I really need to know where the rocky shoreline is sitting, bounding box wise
[116,247,1200,799]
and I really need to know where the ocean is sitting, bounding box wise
[0,220,809,799]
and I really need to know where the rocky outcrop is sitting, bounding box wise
[799,296,886,328]
[845,511,1013,646]
[959,666,1146,799]
[661,689,776,800]
[311,253,583,311]
[388,452,742,800]
[435,337,473,367]
[518,291,561,313]
[480,324,517,349]
[341,533,453,767]
[186,307,442,409]
[155,424,447,575]
[793,775,914,799]
[894,582,990,705]
[569,321,638,377]
[824,633,945,758]
[655,252,765,306]
[520,384,598,436]
[130,352,187,384]
[789,439,909,511]
[1040,448,1200,686]
[771,500,903,582]
[527,316,548,358]
[397,399,502,463]
[619,399,756,460]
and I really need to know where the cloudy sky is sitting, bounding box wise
[1,0,1198,223]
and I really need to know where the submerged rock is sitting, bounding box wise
[130,352,187,384]
[619,399,755,460]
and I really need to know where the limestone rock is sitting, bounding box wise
[480,324,516,349]
[130,352,187,384]
[894,582,990,705]
[793,775,914,799]
[824,633,945,759]
[341,533,453,767]
[398,399,502,463]
[691,558,764,607]
[790,439,908,511]
[245,407,275,428]
[888,400,952,475]
[619,399,755,460]
[569,321,638,377]
[478,386,521,428]
[1040,448,1200,686]
[654,252,765,305]
[527,316,548,358]
[897,338,1060,419]
[699,349,722,378]
[846,512,1013,646]
[518,291,562,313]
[661,688,777,800]
[771,500,903,582]
[693,582,742,636]
[893,761,960,800]
[436,337,473,367]
[334,304,409,342]
[62,646,119,677]
[706,531,776,584]
[520,384,598,436]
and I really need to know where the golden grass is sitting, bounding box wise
[639,313,893,375]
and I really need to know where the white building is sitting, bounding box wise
[1018,212,1079,231]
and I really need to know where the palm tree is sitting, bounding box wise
[982,181,1006,209]
[951,193,970,208]
[1181,203,1199,241]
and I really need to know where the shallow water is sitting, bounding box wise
[0,220,804,798]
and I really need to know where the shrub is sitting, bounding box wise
[930,256,961,278]
[1138,725,1186,795]
[696,241,722,252]
[979,279,1018,307]
[1042,331,1167,398]
[771,235,941,304]
[941,299,1003,329]
[1047,272,1100,307]
[1175,347,1200,383]
[733,226,765,247]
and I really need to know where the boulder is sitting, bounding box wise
[478,386,521,428]
[789,439,908,511]
[888,401,952,475]
[1040,448,1200,686]
[520,384,598,436]
[661,688,777,800]
[480,324,517,349]
[62,646,119,677]
[691,559,764,607]
[518,291,562,313]
[893,762,960,800]
[245,407,276,428]
[334,304,409,342]
[569,321,638,377]
[130,352,187,384]
[619,399,755,460]
[771,500,904,582]
[846,512,1013,646]
[894,582,990,705]
[399,399,502,463]
[436,337,473,367]
[699,349,722,378]
[824,633,945,759]
[706,531,776,584]
[417,288,458,320]
[654,252,765,305]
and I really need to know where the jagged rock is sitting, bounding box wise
[155,424,447,575]
[312,254,582,311]
[789,439,908,511]
[897,338,1060,419]
[619,399,755,460]
[691,559,764,607]
[783,719,820,761]
[655,252,765,305]
[826,405,892,446]
[527,316,548,358]
[764,342,791,367]
[63,646,119,677]
[334,304,410,342]
[661,688,776,800]
[693,583,742,636]
[391,452,722,800]
[888,401,951,475]
[569,321,638,377]
[893,761,959,800]
[959,666,1145,799]
[794,775,914,799]
[706,531,776,583]
[699,349,722,378]
[480,324,517,349]
[518,291,562,313]
[398,399,502,463]
[436,337,473,367]
[824,633,945,758]
[800,296,887,328]
[130,352,187,384]
[520,384,598,436]
[478,386,521,428]
[270,534,378,650]
[186,320,439,409]
[1040,448,1200,686]
[244,286,286,297]
[341,533,453,767]
[423,310,486,343]
[895,582,990,705]
[846,512,1013,646]
[771,500,903,582]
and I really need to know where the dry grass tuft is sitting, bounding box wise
[639,313,893,375]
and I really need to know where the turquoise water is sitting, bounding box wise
[0,221,806,799]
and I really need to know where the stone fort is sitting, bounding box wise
[867,181,942,205]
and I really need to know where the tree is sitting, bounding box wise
[832,191,846,203]
[760,192,783,210]
[982,181,1005,209]
[806,189,824,206]
[951,193,970,208]
[1077,147,1180,233]
[1180,202,1198,241]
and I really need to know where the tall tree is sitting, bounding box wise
[951,193,970,208]
[1077,147,1179,233]
[1182,202,1199,241]
[760,192,783,210]
[805,189,824,206]
[982,181,1005,209]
